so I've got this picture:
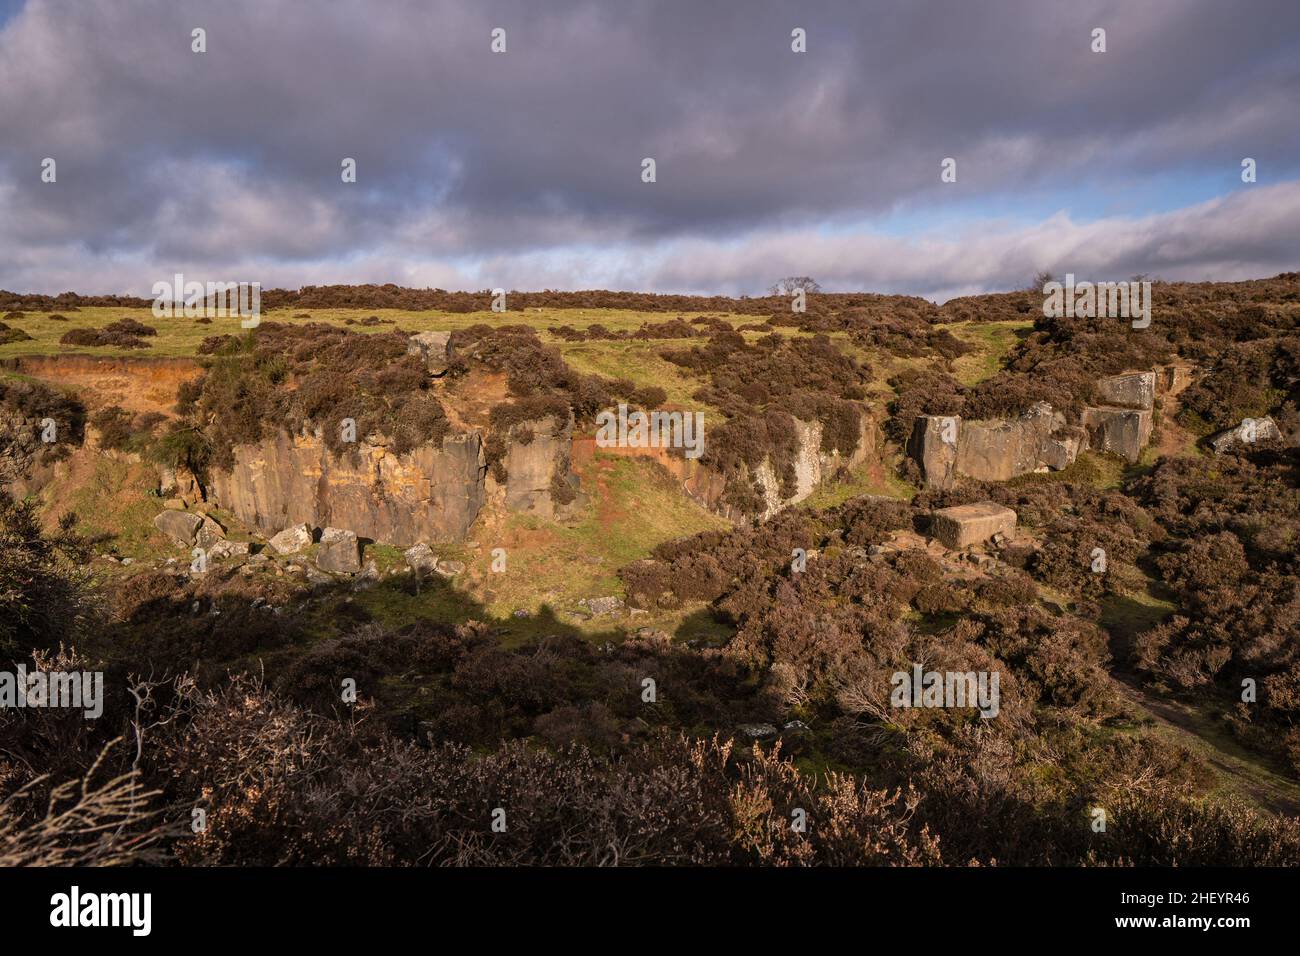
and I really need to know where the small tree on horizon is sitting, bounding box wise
[769,276,822,295]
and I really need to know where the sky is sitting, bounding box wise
[0,0,1297,301]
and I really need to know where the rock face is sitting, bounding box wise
[270,523,313,554]
[210,430,487,547]
[906,415,959,489]
[571,408,877,521]
[930,501,1017,549]
[317,527,361,573]
[910,403,1080,487]
[0,413,63,497]
[1096,371,1156,410]
[748,413,878,518]
[153,510,204,547]
[502,415,584,519]
[1082,406,1152,461]
[1209,416,1282,453]
[406,331,453,375]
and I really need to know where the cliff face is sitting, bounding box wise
[571,411,879,520]
[0,413,57,496]
[210,430,488,546]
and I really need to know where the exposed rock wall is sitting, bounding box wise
[210,430,488,546]
[910,402,1081,488]
[500,414,585,520]
[571,410,879,520]
[908,369,1171,486]
[0,413,54,496]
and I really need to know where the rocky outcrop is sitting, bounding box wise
[501,415,585,519]
[910,403,1080,488]
[1081,406,1152,461]
[210,429,487,547]
[406,331,453,375]
[906,415,959,489]
[1096,371,1156,410]
[909,369,1173,486]
[1209,416,1282,453]
[930,501,1017,549]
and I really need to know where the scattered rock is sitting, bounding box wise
[316,527,361,574]
[194,515,227,549]
[1208,416,1282,454]
[270,523,314,555]
[406,330,453,374]
[580,595,625,616]
[354,559,381,590]
[737,723,778,740]
[153,510,204,547]
[207,540,251,562]
[435,558,466,577]
[404,542,438,575]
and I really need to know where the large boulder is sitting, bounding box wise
[317,527,361,574]
[930,501,1017,550]
[194,514,227,549]
[957,403,1058,482]
[1082,406,1152,461]
[153,510,204,547]
[1209,416,1282,454]
[406,330,453,375]
[909,404,1080,487]
[270,523,314,554]
[907,415,959,489]
[404,542,438,575]
[1039,426,1086,471]
[1096,371,1156,410]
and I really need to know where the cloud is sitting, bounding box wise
[0,0,1297,295]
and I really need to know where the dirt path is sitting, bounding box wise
[1112,675,1300,816]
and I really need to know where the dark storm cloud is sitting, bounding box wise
[0,0,1297,294]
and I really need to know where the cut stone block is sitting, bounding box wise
[930,501,1017,550]
[907,415,959,488]
[406,330,453,374]
[1096,371,1156,410]
[317,527,361,574]
[270,523,314,555]
[1082,406,1152,462]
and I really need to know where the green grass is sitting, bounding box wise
[45,455,170,559]
[799,458,916,511]
[556,340,720,410]
[350,453,730,643]
[948,319,1033,385]
[0,306,754,361]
